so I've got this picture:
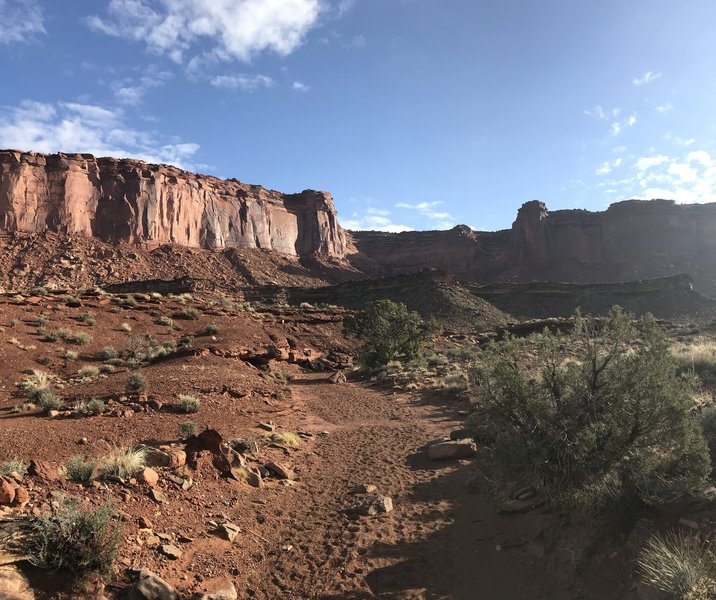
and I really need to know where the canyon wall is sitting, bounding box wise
[350,199,716,295]
[0,150,347,259]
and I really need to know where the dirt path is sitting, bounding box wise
[249,373,577,600]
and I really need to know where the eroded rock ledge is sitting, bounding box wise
[0,150,347,259]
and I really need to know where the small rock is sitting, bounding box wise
[159,544,182,560]
[219,522,241,543]
[139,516,154,529]
[0,478,16,505]
[328,371,346,384]
[131,568,177,600]
[345,495,394,516]
[427,439,477,460]
[264,462,294,480]
[48,410,60,418]
[141,468,160,488]
[149,399,163,411]
[29,460,57,481]
[197,578,238,600]
[149,489,166,504]
[79,437,89,445]
[257,422,275,432]
[14,486,30,506]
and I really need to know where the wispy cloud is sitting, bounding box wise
[633,71,662,86]
[342,207,413,232]
[111,67,174,105]
[210,74,274,91]
[0,99,200,170]
[292,81,310,92]
[583,105,620,121]
[595,158,623,176]
[610,114,637,136]
[0,0,45,44]
[86,0,323,65]
[655,102,673,114]
[395,201,456,229]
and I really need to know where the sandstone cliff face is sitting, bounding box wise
[0,150,347,259]
[350,199,716,295]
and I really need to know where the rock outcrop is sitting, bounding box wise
[350,199,716,295]
[0,150,346,259]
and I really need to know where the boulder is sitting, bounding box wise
[345,495,394,516]
[264,462,294,480]
[141,468,159,488]
[196,578,238,600]
[0,565,34,600]
[0,478,15,505]
[427,439,477,460]
[131,569,177,600]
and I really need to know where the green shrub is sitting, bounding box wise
[67,331,92,346]
[76,366,99,379]
[37,390,63,412]
[0,458,28,476]
[30,499,122,579]
[178,335,194,348]
[31,286,49,297]
[60,295,82,307]
[75,312,95,326]
[179,420,198,440]
[63,456,96,483]
[343,299,440,368]
[175,307,200,320]
[86,398,106,415]
[156,316,173,327]
[98,346,119,361]
[443,373,468,392]
[198,324,219,336]
[100,446,146,480]
[178,395,201,414]
[639,531,714,599]
[35,315,50,327]
[65,350,79,361]
[470,308,711,509]
[99,364,115,374]
[126,373,147,393]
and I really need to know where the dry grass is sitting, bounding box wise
[99,446,147,480]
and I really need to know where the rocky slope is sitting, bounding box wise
[350,200,716,295]
[0,150,347,259]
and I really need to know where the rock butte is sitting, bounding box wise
[4,150,716,294]
[0,150,347,259]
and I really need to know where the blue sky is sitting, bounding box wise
[2,0,716,232]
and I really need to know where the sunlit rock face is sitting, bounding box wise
[0,150,347,259]
[349,199,716,295]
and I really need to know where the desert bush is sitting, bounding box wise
[178,395,201,413]
[126,373,147,393]
[470,308,711,509]
[37,390,63,412]
[343,299,440,368]
[0,458,28,476]
[31,286,49,296]
[267,432,302,447]
[86,398,106,415]
[98,346,119,360]
[100,446,146,480]
[76,366,99,379]
[99,364,115,373]
[67,331,92,346]
[22,369,50,392]
[65,350,79,361]
[35,315,50,327]
[75,312,95,326]
[178,335,194,348]
[60,294,82,307]
[30,499,122,579]
[175,306,200,320]
[198,324,219,336]
[674,340,716,385]
[120,322,132,333]
[639,531,714,599]
[63,456,96,483]
[443,373,468,392]
[156,316,173,327]
[179,420,198,440]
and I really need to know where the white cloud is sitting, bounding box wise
[0,99,200,170]
[342,212,413,233]
[210,74,274,90]
[395,201,456,229]
[656,102,673,114]
[687,150,712,166]
[633,71,662,86]
[635,155,669,171]
[111,68,174,105]
[610,114,637,136]
[613,145,627,154]
[583,105,620,121]
[0,0,45,44]
[595,157,623,176]
[292,81,310,92]
[86,0,323,65]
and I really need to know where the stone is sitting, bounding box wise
[219,522,241,542]
[149,489,166,504]
[500,495,547,513]
[28,460,57,481]
[131,568,177,600]
[0,564,35,600]
[0,478,16,505]
[0,151,347,260]
[345,495,394,516]
[229,467,263,488]
[257,422,275,432]
[427,439,477,460]
[197,578,238,600]
[13,486,29,506]
[159,544,182,560]
[141,468,160,488]
[328,371,346,384]
[264,462,294,480]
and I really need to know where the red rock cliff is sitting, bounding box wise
[350,199,716,295]
[0,150,347,259]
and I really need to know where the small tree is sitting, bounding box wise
[470,307,710,509]
[343,299,439,368]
